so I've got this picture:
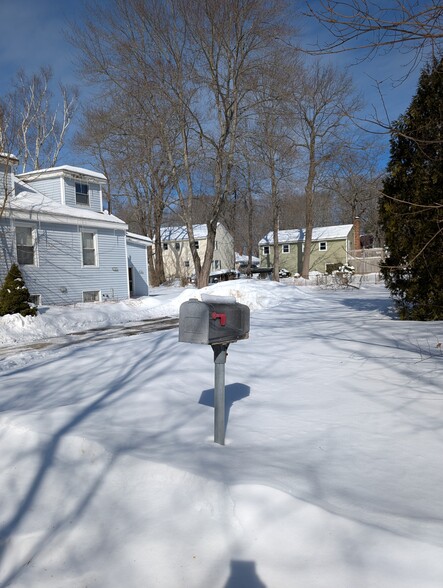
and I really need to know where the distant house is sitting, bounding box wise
[159,223,235,281]
[259,223,356,275]
[0,154,151,305]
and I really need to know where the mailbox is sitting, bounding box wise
[179,297,250,345]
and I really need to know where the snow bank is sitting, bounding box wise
[0,280,310,346]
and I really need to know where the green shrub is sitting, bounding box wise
[0,263,37,317]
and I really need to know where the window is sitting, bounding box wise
[83,290,100,302]
[75,182,89,206]
[29,294,41,306]
[282,244,290,253]
[319,242,327,251]
[184,261,190,268]
[263,246,270,255]
[175,242,180,250]
[194,241,199,249]
[16,226,35,265]
[215,240,218,250]
[82,231,97,266]
[163,242,169,250]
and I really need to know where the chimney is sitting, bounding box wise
[353,217,361,251]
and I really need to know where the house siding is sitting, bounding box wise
[0,221,15,277]
[259,228,354,274]
[20,177,61,203]
[64,177,102,212]
[161,224,235,280]
[309,238,350,272]
[0,220,128,305]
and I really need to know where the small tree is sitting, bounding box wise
[0,263,37,317]
[379,57,443,320]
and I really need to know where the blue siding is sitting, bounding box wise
[0,220,129,305]
[64,178,102,212]
[23,177,62,203]
[127,241,149,296]
[0,221,15,277]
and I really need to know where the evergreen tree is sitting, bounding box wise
[379,57,443,320]
[0,263,37,317]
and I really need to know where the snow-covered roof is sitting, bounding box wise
[259,224,354,245]
[7,180,127,230]
[160,224,209,241]
[0,153,19,163]
[17,165,107,183]
[235,252,260,264]
[126,232,153,245]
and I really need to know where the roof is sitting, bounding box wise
[6,180,127,230]
[127,232,153,245]
[160,224,210,241]
[0,153,19,164]
[17,165,107,183]
[259,224,354,245]
[235,252,260,264]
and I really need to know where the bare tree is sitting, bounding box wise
[324,139,384,237]
[72,0,294,287]
[251,74,298,280]
[1,67,78,220]
[2,67,78,173]
[289,59,362,278]
[305,0,443,65]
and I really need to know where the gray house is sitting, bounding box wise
[0,154,151,305]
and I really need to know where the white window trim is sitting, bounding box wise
[282,244,290,254]
[15,223,38,267]
[81,230,99,267]
[319,241,328,251]
[75,182,90,207]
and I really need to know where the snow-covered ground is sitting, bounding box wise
[1,279,442,587]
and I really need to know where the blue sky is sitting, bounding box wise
[0,0,423,168]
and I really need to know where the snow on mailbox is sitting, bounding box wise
[179,294,250,446]
[179,295,250,345]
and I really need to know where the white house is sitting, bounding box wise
[159,223,235,281]
[0,154,151,305]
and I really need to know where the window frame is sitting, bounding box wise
[82,290,101,303]
[194,241,199,249]
[263,245,270,255]
[282,244,290,254]
[16,224,37,266]
[29,294,41,306]
[319,241,328,251]
[174,242,181,251]
[81,230,98,267]
[75,182,89,206]
[163,242,169,251]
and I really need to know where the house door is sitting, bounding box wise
[128,267,133,296]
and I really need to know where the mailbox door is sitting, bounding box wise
[179,300,210,344]
[207,302,250,344]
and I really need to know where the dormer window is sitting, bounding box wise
[75,182,89,206]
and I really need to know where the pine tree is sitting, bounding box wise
[379,57,443,320]
[0,263,37,317]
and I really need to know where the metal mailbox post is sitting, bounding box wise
[179,297,250,445]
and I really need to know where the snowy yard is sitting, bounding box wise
[0,280,442,587]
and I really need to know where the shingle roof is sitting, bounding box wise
[259,224,353,245]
